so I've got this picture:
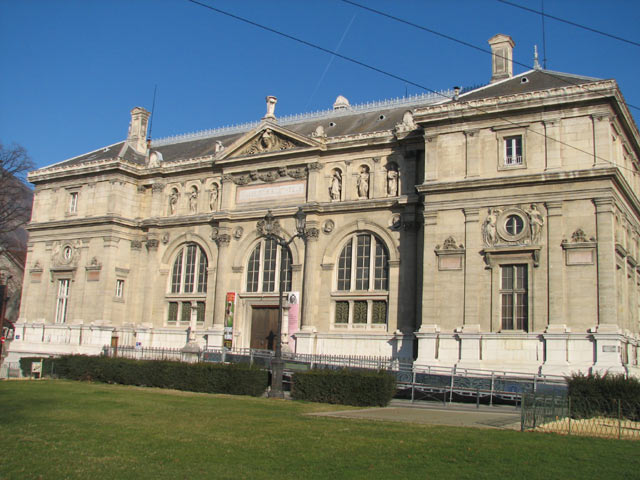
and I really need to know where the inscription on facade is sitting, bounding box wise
[236,180,306,204]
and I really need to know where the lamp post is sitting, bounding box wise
[257,207,307,398]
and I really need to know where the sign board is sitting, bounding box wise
[236,180,306,204]
[287,291,300,351]
[223,292,236,349]
[31,361,43,374]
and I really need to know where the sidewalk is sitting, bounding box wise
[309,399,522,430]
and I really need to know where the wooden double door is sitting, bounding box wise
[250,306,279,351]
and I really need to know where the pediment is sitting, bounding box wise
[218,122,324,161]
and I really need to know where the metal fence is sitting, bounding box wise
[521,394,640,440]
[103,346,185,361]
[0,361,20,379]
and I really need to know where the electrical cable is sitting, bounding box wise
[340,0,640,112]
[496,0,640,49]
[183,0,639,175]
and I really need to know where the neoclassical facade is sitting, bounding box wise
[9,35,640,376]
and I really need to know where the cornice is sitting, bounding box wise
[26,215,140,232]
[413,80,618,124]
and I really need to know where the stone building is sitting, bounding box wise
[8,34,640,376]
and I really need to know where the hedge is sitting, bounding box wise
[291,368,396,406]
[49,355,268,397]
[568,373,640,420]
[19,357,57,377]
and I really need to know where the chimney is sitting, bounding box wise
[127,107,151,155]
[488,34,515,83]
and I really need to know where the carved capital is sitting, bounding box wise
[130,240,142,250]
[216,234,231,247]
[305,227,320,241]
[152,182,165,193]
[146,239,159,251]
[307,162,323,172]
[221,174,234,183]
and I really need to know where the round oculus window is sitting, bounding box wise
[505,215,524,236]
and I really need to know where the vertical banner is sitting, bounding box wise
[223,292,236,349]
[287,291,300,352]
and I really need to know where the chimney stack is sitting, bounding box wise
[127,107,151,155]
[488,34,515,83]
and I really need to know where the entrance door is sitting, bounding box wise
[250,307,279,351]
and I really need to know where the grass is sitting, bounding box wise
[1,380,638,479]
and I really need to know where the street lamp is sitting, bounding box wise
[257,207,308,398]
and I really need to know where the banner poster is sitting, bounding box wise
[287,291,300,351]
[223,292,236,349]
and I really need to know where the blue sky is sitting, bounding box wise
[1,0,639,170]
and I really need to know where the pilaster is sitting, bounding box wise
[594,197,618,327]
[212,228,231,325]
[424,134,438,182]
[463,208,481,328]
[301,221,320,329]
[546,201,565,327]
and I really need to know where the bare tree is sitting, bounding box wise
[0,143,34,249]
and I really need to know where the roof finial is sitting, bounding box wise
[263,96,277,121]
[533,45,541,70]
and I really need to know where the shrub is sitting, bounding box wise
[567,373,640,420]
[18,357,56,377]
[51,355,268,397]
[291,368,396,407]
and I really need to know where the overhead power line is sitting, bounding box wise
[183,0,639,175]
[496,0,640,48]
[340,0,640,112]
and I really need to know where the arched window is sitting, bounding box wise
[246,238,292,293]
[334,233,389,327]
[167,244,208,326]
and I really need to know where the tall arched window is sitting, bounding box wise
[167,244,208,326]
[334,233,389,327]
[246,238,292,293]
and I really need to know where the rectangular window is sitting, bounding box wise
[282,248,292,293]
[372,301,387,324]
[246,244,261,292]
[335,301,349,324]
[68,192,78,213]
[262,239,277,292]
[500,265,528,331]
[504,136,523,166]
[183,245,196,293]
[171,252,183,293]
[355,235,371,290]
[115,279,124,298]
[180,302,191,324]
[55,279,70,323]
[353,300,368,324]
[196,302,205,325]
[337,241,352,291]
[167,302,178,324]
[374,242,388,290]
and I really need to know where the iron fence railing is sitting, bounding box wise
[521,394,640,440]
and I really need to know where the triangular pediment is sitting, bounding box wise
[218,121,324,161]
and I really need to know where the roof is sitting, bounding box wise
[457,69,603,102]
[34,69,606,171]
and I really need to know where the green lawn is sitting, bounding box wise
[1,381,637,479]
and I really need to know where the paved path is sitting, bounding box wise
[310,400,521,430]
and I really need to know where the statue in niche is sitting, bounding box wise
[528,204,544,244]
[357,166,369,199]
[169,188,179,215]
[330,170,342,201]
[387,166,399,196]
[189,187,198,214]
[482,208,498,246]
[209,184,219,211]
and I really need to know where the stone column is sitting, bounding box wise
[306,162,323,202]
[545,201,566,329]
[543,119,561,170]
[151,182,165,217]
[463,208,481,329]
[594,198,618,327]
[300,223,320,329]
[143,238,160,324]
[212,231,231,326]
[592,114,613,167]
[424,135,438,182]
[464,130,480,178]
